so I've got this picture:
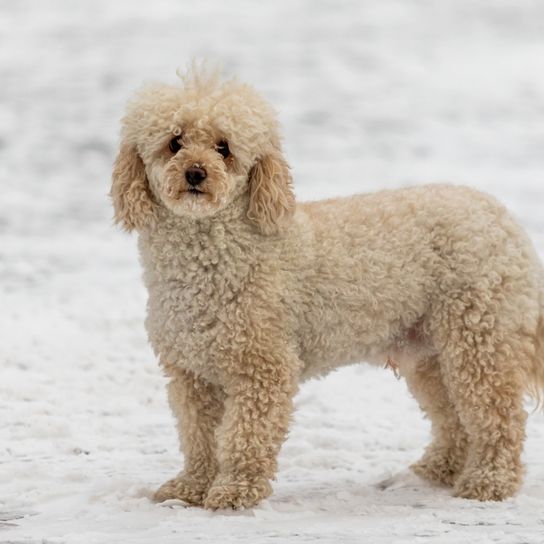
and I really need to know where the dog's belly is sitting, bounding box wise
[297,315,400,379]
[297,309,435,380]
[292,262,431,379]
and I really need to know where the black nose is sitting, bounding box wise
[185,166,207,186]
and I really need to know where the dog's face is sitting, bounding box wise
[111,72,294,234]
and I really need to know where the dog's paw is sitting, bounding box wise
[203,478,272,510]
[411,454,458,487]
[410,444,466,487]
[153,475,209,506]
[453,466,522,501]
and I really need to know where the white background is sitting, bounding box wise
[1,1,544,542]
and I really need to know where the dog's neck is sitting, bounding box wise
[137,194,278,288]
[153,193,251,235]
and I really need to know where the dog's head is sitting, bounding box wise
[111,69,295,234]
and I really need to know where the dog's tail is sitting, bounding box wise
[526,280,544,408]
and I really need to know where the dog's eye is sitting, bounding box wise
[216,140,230,159]
[169,137,183,154]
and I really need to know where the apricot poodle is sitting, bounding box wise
[111,68,544,509]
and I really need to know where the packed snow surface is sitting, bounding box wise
[1,1,544,542]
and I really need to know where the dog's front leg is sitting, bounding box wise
[154,368,224,506]
[204,364,298,510]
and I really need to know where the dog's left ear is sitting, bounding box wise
[247,148,295,234]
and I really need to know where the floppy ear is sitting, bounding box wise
[110,144,156,231]
[247,149,295,234]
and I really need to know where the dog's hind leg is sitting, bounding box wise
[153,369,225,506]
[402,356,468,487]
[433,291,531,501]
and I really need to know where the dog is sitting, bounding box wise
[111,67,544,510]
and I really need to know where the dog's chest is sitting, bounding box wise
[147,280,230,376]
[139,229,253,381]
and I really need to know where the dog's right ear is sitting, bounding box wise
[110,144,155,232]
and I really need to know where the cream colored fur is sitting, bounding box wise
[111,69,544,509]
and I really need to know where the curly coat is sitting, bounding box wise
[111,69,544,509]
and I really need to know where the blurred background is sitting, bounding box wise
[2,1,544,541]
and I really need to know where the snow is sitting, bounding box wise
[2,0,544,542]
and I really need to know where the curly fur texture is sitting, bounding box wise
[111,68,544,509]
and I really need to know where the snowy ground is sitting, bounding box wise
[2,1,544,542]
